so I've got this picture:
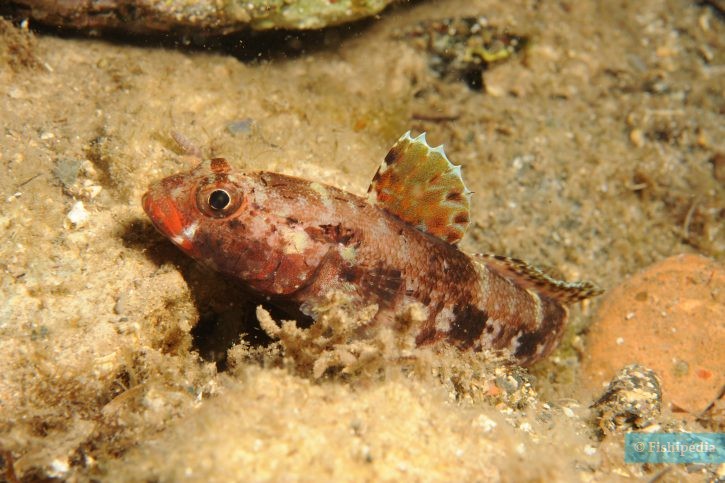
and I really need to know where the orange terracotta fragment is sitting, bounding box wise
[582,254,725,417]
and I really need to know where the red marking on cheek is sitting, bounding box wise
[161,204,185,236]
[143,192,185,239]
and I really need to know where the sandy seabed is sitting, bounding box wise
[0,0,723,481]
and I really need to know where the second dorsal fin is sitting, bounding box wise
[367,131,472,244]
[474,253,604,304]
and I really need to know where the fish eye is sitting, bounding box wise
[208,189,231,211]
[197,183,244,219]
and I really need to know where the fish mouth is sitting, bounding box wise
[142,190,193,250]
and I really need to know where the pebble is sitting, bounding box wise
[227,118,254,135]
[629,128,644,147]
[66,201,90,228]
[582,254,724,417]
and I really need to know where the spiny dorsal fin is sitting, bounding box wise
[474,253,603,304]
[367,131,472,244]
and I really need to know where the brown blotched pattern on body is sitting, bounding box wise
[143,132,602,365]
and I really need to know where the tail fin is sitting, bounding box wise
[473,253,603,304]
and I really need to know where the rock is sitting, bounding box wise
[65,200,90,228]
[590,364,662,437]
[582,254,725,418]
[397,17,528,91]
[7,0,397,35]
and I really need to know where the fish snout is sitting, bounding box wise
[142,189,196,251]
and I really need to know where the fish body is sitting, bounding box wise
[143,133,601,365]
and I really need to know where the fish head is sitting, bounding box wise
[142,158,245,258]
[143,158,331,296]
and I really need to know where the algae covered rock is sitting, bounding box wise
[8,0,397,35]
[590,364,662,438]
